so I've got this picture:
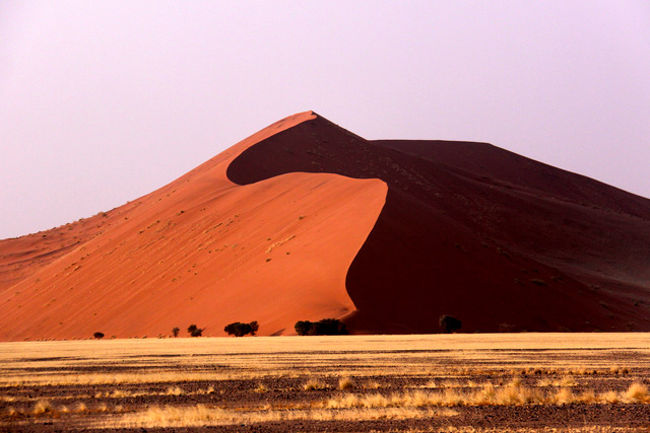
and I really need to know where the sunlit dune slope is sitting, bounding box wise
[228,115,650,333]
[0,112,387,340]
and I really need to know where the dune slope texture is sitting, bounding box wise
[1,111,649,340]
[0,112,386,340]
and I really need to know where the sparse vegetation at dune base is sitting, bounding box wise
[294,318,348,335]
[0,333,649,432]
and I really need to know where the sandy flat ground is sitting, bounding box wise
[1,333,649,432]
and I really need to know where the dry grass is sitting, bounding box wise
[338,376,355,390]
[254,383,269,393]
[623,382,650,403]
[108,404,458,428]
[302,378,328,391]
[3,400,121,419]
[165,385,183,396]
[91,385,213,399]
[421,427,646,433]
[0,371,249,387]
[362,380,382,389]
[325,380,650,408]
[423,379,484,389]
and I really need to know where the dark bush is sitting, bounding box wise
[249,321,259,336]
[439,315,462,333]
[295,320,313,336]
[93,332,104,339]
[224,321,257,337]
[294,318,348,336]
[172,327,180,337]
[187,324,203,337]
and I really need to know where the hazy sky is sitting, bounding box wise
[1,1,649,239]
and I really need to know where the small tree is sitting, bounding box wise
[295,320,313,336]
[224,322,256,337]
[172,327,180,337]
[187,324,203,337]
[93,332,104,339]
[249,321,259,336]
[314,318,348,335]
[439,315,462,333]
[294,319,348,336]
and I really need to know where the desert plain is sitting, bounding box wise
[1,333,649,432]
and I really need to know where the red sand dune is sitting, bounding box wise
[0,111,649,340]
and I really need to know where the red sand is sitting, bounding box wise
[0,112,386,340]
[0,111,648,340]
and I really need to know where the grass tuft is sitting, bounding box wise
[338,376,355,391]
[303,379,328,391]
[624,382,649,403]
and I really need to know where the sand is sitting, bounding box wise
[0,112,386,339]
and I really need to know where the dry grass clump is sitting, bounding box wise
[562,367,629,376]
[254,383,269,393]
[423,379,483,389]
[198,386,215,395]
[302,379,328,391]
[550,382,649,405]
[165,386,183,396]
[362,380,381,390]
[325,380,650,408]
[437,427,643,433]
[1,370,258,387]
[95,389,138,398]
[3,400,122,420]
[338,376,355,390]
[108,404,458,428]
[623,382,649,403]
[92,385,212,399]
[32,400,54,415]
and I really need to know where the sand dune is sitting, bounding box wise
[0,111,648,339]
[0,112,385,340]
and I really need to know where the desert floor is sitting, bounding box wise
[0,333,649,432]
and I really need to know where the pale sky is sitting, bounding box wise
[1,1,649,239]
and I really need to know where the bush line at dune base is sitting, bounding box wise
[91,314,463,339]
[294,319,348,336]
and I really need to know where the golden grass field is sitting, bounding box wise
[0,333,649,432]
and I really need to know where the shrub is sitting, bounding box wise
[224,321,258,337]
[249,321,259,336]
[295,320,313,336]
[187,324,203,337]
[439,315,462,333]
[93,332,104,339]
[172,327,180,337]
[314,318,348,335]
[294,318,348,336]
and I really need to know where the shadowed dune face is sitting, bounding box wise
[228,115,650,333]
